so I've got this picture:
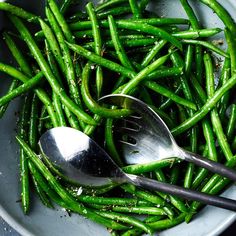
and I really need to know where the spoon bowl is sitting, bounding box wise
[100,94,236,182]
[39,127,126,187]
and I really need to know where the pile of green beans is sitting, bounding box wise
[0,0,236,235]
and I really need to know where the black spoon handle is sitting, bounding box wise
[183,150,236,182]
[128,174,236,211]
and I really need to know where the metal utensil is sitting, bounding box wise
[100,94,236,182]
[39,127,236,211]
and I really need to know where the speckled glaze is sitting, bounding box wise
[0,0,236,235]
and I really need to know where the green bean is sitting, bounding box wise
[95,0,128,12]
[9,15,96,125]
[129,0,142,19]
[232,137,236,151]
[170,51,197,188]
[120,53,170,94]
[0,2,38,23]
[182,39,229,58]
[139,0,149,12]
[107,21,182,50]
[69,18,189,31]
[81,63,131,118]
[67,42,135,78]
[200,0,236,40]
[0,80,19,118]
[169,166,180,185]
[16,136,128,230]
[0,72,43,107]
[75,195,151,206]
[122,158,177,175]
[172,28,221,39]
[172,72,236,136]
[105,118,124,166]
[45,40,67,127]
[44,10,82,107]
[225,28,236,75]
[218,58,231,119]
[144,81,197,110]
[3,32,32,76]
[184,45,194,76]
[86,2,104,98]
[93,204,167,216]
[83,115,102,136]
[38,106,47,135]
[96,211,153,235]
[226,104,236,141]
[180,0,203,83]
[31,175,53,209]
[108,15,134,70]
[159,84,182,110]
[60,0,73,14]
[154,170,188,214]
[18,95,32,214]
[204,53,233,161]
[47,0,74,43]
[96,6,131,20]
[0,64,58,126]
[148,213,186,230]
[141,40,167,68]
[180,0,200,29]
[39,18,66,75]
[29,94,39,150]
[121,184,165,206]
[63,106,81,130]
[202,120,218,162]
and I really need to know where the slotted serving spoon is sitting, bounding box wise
[100,94,236,182]
[39,127,236,211]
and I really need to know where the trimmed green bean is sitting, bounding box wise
[105,118,124,167]
[69,18,190,31]
[18,95,32,214]
[3,32,32,76]
[96,211,153,235]
[226,104,236,141]
[0,2,38,22]
[0,72,43,107]
[81,63,131,118]
[200,0,236,39]
[86,2,104,98]
[129,0,142,19]
[182,39,229,58]
[108,15,134,70]
[31,175,53,209]
[92,204,167,216]
[122,158,177,175]
[144,81,197,110]
[0,80,19,118]
[47,0,74,43]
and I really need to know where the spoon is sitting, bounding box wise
[99,94,236,182]
[39,127,236,211]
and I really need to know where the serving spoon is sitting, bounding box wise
[100,94,236,182]
[39,127,236,211]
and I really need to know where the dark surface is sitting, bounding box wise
[0,216,235,235]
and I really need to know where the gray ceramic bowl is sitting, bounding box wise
[0,0,236,235]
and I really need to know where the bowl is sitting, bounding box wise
[0,0,236,235]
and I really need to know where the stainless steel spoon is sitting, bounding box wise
[100,94,236,182]
[39,127,236,211]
